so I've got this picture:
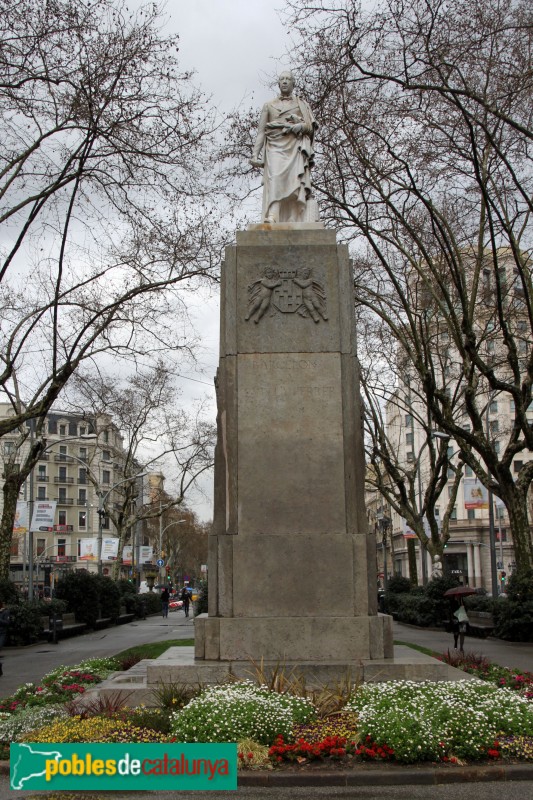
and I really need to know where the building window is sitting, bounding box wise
[78,511,87,528]
[78,488,87,504]
[102,470,111,484]
[10,538,19,556]
[3,441,14,455]
[59,445,67,461]
[465,465,473,477]
[405,414,413,427]
[37,539,46,556]
[102,516,110,530]
[489,420,499,435]
[450,507,457,520]
[494,441,501,454]
[80,426,86,436]
[79,447,87,461]
[38,465,46,480]
[489,400,498,413]
[37,486,47,500]
[103,431,109,443]
[59,466,67,481]
[513,461,523,473]
[59,424,66,435]
[102,450,111,462]
[57,538,66,557]
[58,510,67,525]
[467,508,476,520]
[58,487,67,501]
[406,432,414,446]
[69,422,77,436]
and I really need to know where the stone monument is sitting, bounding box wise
[194,71,394,680]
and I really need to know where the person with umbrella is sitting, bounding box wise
[444,586,476,653]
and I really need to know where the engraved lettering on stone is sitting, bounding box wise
[245,267,327,323]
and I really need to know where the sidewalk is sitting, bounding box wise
[392,620,533,673]
[0,611,194,698]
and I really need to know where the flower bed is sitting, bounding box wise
[0,654,532,770]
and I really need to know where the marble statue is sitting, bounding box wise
[250,71,317,224]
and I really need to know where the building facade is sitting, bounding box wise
[1,405,149,593]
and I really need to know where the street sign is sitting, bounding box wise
[156,558,165,567]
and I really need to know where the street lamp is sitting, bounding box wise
[97,472,146,576]
[27,433,96,601]
[158,517,186,585]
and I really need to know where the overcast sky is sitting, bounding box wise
[155,1,292,520]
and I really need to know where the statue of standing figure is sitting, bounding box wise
[250,71,317,224]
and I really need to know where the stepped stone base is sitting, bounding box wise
[91,645,474,708]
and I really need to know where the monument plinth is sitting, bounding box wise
[195,224,393,674]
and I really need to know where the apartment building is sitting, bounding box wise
[1,404,146,591]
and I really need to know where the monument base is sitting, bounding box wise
[194,613,394,663]
[92,643,474,707]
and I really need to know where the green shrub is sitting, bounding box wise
[6,602,43,645]
[387,575,412,594]
[392,593,439,627]
[493,569,533,642]
[54,572,120,626]
[0,579,20,604]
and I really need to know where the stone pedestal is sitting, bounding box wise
[195,224,393,670]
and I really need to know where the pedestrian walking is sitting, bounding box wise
[180,586,191,618]
[0,600,10,676]
[453,600,469,653]
[161,587,170,619]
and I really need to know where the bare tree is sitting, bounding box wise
[0,0,228,570]
[360,315,464,571]
[286,0,533,572]
[65,363,215,581]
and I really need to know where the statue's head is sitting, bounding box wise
[278,71,295,94]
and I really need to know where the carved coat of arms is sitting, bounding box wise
[245,267,327,324]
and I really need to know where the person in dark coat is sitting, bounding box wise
[180,586,191,618]
[161,587,170,619]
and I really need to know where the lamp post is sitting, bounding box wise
[485,400,499,598]
[158,516,186,585]
[28,433,96,601]
[97,473,146,576]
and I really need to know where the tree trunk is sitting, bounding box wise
[0,466,24,580]
[407,539,418,585]
[504,490,533,575]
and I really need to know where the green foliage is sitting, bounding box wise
[345,680,533,763]
[169,681,316,744]
[386,575,412,594]
[54,571,99,625]
[138,591,162,615]
[390,593,438,627]
[151,680,200,710]
[36,598,67,618]
[492,569,533,642]
[54,572,120,626]
[94,574,121,622]
[6,602,43,645]
[0,579,19,604]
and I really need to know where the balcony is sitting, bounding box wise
[54,476,75,484]
[36,475,49,482]
[53,455,74,463]
[38,453,49,461]
[54,497,74,505]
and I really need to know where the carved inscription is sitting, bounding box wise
[245,267,327,324]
